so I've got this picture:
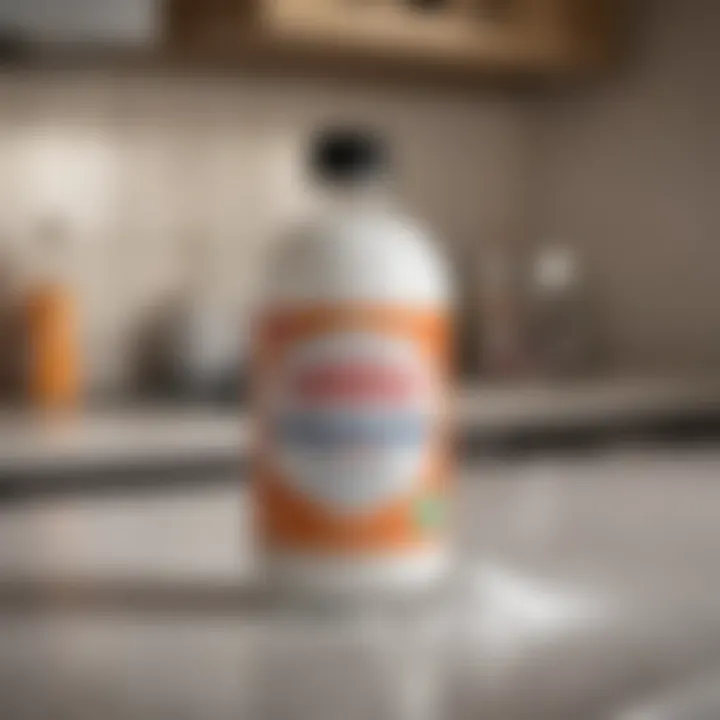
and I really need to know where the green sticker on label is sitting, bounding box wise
[414,496,446,530]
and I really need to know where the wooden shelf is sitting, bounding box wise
[165,0,624,85]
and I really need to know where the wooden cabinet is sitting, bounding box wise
[166,0,622,80]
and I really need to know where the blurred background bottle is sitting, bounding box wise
[527,241,596,379]
[169,231,240,403]
[25,218,81,412]
[476,240,530,379]
[135,229,241,405]
[0,245,25,405]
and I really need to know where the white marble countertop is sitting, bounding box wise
[2,449,720,719]
[0,377,719,474]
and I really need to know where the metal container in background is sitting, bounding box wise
[474,241,531,379]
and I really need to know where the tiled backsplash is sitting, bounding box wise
[0,73,529,392]
[538,0,720,374]
[2,0,719,394]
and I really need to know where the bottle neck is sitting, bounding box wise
[320,178,391,218]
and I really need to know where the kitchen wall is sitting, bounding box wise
[1,0,718,393]
[0,73,529,392]
[536,0,720,374]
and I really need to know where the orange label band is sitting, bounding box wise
[254,306,451,556]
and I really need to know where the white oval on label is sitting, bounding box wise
[269,332,437,514]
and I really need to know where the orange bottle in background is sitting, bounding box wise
[25,220,81,412]
[27,285,80,410]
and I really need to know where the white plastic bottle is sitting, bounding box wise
[254,129,453,596]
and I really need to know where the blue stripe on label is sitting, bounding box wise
[276,412,429,449]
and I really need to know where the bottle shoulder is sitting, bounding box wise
[266,209,452,308]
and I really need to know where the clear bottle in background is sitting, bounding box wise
[137,229,242,404]
[171,231,240,403]
[528,241,596,378]
[254,128,454,598]
[25,219,81,411]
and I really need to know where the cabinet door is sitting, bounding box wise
[261,0,576,67]
[263,0,521,59]
[0,0,157,44]
[165,0,619,77]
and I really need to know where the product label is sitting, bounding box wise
[255,307,450,555]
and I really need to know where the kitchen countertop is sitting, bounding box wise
[2,449,720,719]
[1,377,719,477]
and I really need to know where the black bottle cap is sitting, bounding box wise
[310,128,387,185]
